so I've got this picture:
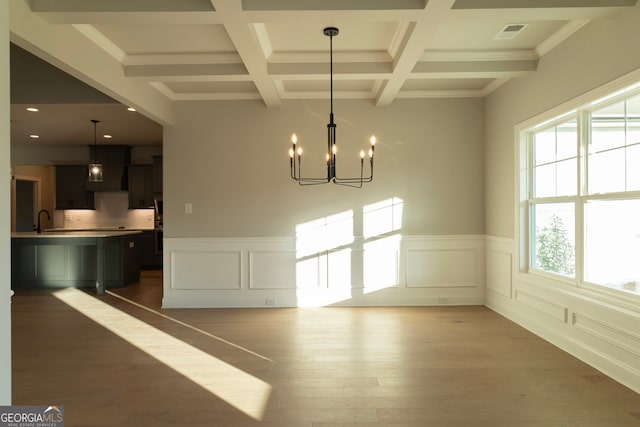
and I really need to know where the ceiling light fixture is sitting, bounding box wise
[289,27,375,188]
[88,119,103,183]
[26,107,39,112]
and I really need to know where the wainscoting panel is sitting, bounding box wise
[249,250,296,290]
[572,312,640,360]
[406,249,476,288]
[170,250,242,290]
[486,237,513,298]
[515,289,568,323]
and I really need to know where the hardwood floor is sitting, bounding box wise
[11,270,640,426]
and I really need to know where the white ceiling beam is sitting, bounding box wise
[413,60,537,74]
[448,6,634,21]
[375,0,457,106]
[30,0,215,12]
[29,11,222,25]
[211,0,281,107]
[124,63,249,79]
[241,0,427,11]
[451,0,635,9]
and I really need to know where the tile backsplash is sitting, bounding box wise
[54,192,154,229]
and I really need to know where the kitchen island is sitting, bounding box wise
[11,230,142,294]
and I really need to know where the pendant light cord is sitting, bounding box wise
[91,119,99,162]
[330,32,334,117]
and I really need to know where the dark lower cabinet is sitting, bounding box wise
[140,230,161,268]
[11,234,141,289]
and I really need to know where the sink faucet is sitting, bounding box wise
[36,209,51,234]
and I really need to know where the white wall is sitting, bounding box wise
[1,0,13,405]
[485,9,640,393]
[163,98,486,307]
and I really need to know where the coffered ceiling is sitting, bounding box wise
[9,0,639,146]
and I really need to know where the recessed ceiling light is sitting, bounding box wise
[103,134,112,139]
[127,107,136,112]
[26,107,39,112]
[29,134,40,139]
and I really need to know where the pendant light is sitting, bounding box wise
[88,119,103,182]
[289,27,376,188]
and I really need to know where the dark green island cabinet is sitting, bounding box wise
[11,231,142,293]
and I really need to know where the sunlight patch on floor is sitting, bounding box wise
[53,288,272,421]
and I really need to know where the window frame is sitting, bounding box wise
[517,82,640,302]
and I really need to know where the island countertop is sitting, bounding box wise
[12,230,143,238]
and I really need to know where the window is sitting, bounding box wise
[522,88,640,297]
[529,119,577,278]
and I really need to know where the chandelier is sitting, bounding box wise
[289,27,376,188]
[88,119,103,182]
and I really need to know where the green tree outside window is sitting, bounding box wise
[536,214,575,276]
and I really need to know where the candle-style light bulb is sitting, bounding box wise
[289,148,295,158]
[369,135,375,158]
[292,134,298,144]
[332,145,337,154]
[360,150,365,159]
[297,147,303,156]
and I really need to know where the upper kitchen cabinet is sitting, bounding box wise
[152,155,162,193]
[128,165,154,209]
[55,165,95,210]
[86,145,131,192]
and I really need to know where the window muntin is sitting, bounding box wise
[533,120,578,198]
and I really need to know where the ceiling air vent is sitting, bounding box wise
[494,24,528,40]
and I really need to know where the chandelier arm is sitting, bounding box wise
[298,179,331,186]
[334,180,364,188]
[332,161,373,183]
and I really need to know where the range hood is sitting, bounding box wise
[86,145,131,192]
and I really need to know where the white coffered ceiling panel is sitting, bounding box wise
[93,24,235,55]
[264,22,401,53]
[401,78,493,92]
[423,20,569,50]
[9,0,639,145]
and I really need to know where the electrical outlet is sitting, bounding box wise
[265,297,277,306]
[438,297,450,305]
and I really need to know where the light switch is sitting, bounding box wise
[185,203,193,214]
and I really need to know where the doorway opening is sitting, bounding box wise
[11,175,41,232]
